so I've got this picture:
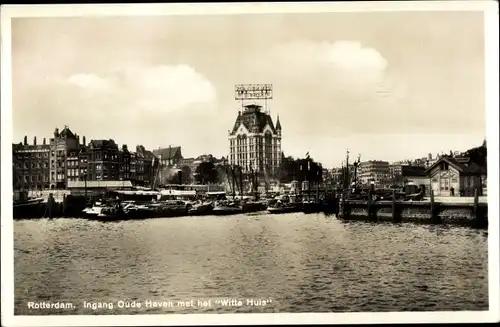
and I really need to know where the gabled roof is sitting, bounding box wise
[425,156,485,176]
[230,105,277,135]
[401,165,427,177]
[89,139,118,149]
[60,126,76,138]
[143,149,157,160]
[152,146,182,159]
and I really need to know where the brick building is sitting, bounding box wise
[87,139,120,181]
[12,136,50,190]
[13,126,162,189]
[49,126,83,189]
[136,145,158,187]
[118,145,131,181]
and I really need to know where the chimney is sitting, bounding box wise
[77,135,80,145]
[43,138,46,145]
[23,136,28,145]
[83,136,86,146]
[33,136,37,145]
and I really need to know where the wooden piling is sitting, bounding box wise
[430,190,440,224]
[367,189,376,221]
[47,193,55,218]
[392,190,400,223]
[62,194,67,217]
[472,188,486,227]
[473,188,479,217]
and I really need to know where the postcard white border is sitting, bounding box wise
[1,1,499,326]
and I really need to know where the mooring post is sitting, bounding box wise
[473,188,479,222]
[341,192,349,219]
[47,193,54,218]
[392,190,399,223]
[430,189,440,224]
[62,194,67,217]
[367,189,376,221]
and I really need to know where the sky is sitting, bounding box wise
[11,11,486,168]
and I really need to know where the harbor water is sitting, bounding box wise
[14,213,488,315]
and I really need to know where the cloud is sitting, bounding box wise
[67,74,114,91]
[267,40,389,94]
[65,64,217,114]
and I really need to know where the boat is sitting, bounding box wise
[301,199,322,213]
[93,202,127,221]
[188,201,214,216]
[81,201,105,218]
[212,201,243,215]
[241,200,267,213]
[267,202,302,214]
[13,197,45,219]
[125,200,189,219]
[266,194,303,214]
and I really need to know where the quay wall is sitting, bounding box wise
[341,199,488,228]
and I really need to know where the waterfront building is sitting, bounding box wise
[87,139,120,181]
[49,126,83,189]
[153,146,183,187]
[12,136,50,190]
[358,160,390,187]
[153,146,183,168]
[66,148,83,184]
[401,166,429,194]
[425,156,485,197]
[179,157,196,168]
[118,145,131,181]
[136,145,158,187]
[129,151,143,185]
[228,104,282,176]
[389,162,403,177]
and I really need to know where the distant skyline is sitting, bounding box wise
[11,11,486,168]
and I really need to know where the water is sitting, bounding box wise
[14,213,488,315]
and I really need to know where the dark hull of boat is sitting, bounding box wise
[188,205,214,216]
[83,206,189,221]
[212,208,243,216]
[267,205,303,214]
[13,200,46,219]
[242,202,267,213]
[302,202,323,214]
[126,208,188,219]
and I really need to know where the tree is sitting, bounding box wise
[465,142,487,168]
[166,170,182,185]
[180,165,192,184]
[277,156,296,183]
[195,161,218,184]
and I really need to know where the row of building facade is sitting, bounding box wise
[328,151,487,197]
[12,126,192,191]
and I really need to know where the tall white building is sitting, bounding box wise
[228,104,282,175]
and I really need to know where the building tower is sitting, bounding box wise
[228,104,282,176]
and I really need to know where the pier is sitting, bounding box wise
[338,190,488,228]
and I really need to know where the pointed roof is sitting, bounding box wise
[152,146,182,160]
[424,156,485,176]
[230,105,278,135]
[59,125,76,138]
[276,115,281,130]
